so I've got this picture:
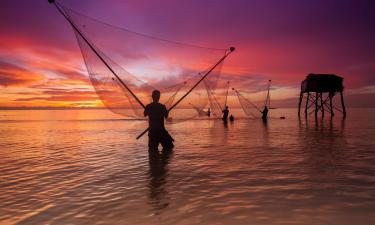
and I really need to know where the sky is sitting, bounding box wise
[1,0,375,109]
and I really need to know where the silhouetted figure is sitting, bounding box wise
[207,108,211,117]
[229,114,234,122]
[144,90,174,150]
[261,106,268,121]
[222,106,229,121]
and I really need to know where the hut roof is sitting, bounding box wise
[301,73,344,93]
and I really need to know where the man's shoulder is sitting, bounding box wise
[157,103,167,110]
[145,103,152,108]
[146,102,166,109]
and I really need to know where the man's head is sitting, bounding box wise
[152,90,161,103]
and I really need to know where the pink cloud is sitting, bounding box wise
[0,61,43,87]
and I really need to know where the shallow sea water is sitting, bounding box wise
[0,108,375,225]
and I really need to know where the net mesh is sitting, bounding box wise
[235,91,262,118]
[234,81,272,119]
[60,3,229,121]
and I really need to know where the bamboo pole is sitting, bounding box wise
[50,1,145,109]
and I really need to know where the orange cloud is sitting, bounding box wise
[0,61,43,87]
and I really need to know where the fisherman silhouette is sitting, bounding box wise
[261,106,269,121]
[144,90,174,150]
[222,106,229,121]
[229,114,234,122]
[207,108,211,117]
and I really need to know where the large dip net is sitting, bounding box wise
[233,80,271,119]
[50,1,234,122]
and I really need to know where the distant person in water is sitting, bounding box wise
[222,106,229,121]
[261,106,269,121]
[144,90,174,150]
[229,114,234,122]
[207,108,211,117]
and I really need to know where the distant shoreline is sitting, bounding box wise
[0,107,373,110]
[0,107,107,110]
[0,107,243,110]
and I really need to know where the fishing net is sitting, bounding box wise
[234,81,271,118]
[235,90,262,118]
[204,79,230,117]
[56,2,231,121]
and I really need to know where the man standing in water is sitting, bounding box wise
[144,90,174,150]
[261,106,269,121]
[222,106,229,121]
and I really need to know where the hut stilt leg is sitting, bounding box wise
[305,92,309,116]
[329,93,334,117]
[298,92,303,117]
[340,91,346,118]
[321,92,324,117]
[315,92,318,118]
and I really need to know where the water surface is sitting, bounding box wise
[0,109,374,225]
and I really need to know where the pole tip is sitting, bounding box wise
[229,47,235,52]
[48,0,55,3]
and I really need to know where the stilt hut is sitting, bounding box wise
[298,73,346,118]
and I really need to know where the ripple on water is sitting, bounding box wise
[0,109,375,225]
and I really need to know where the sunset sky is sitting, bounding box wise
[1,0,375,108]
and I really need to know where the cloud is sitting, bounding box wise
[0,61,43,87]
[346,85,375,95]
[14,89,97,102]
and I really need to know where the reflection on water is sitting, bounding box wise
[148,149,173,213]
[0,109,375,225]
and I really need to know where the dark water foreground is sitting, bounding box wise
[0,109,374,225]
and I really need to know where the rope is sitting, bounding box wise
[59,2,226,51]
